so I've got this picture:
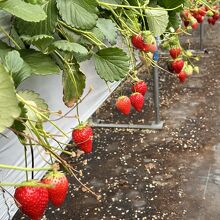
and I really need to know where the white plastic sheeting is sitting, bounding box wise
[0,15,120,220]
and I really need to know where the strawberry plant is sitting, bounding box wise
[0,0,217,219]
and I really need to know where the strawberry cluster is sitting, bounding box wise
[131,32,157,53]
[181,3,219,28]
[168,46,187,83]
[14,171,69,220]
[116,80,147,115]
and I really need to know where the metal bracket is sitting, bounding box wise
[92,120,164,130]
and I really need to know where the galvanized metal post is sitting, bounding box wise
[200,23,204,51]
[153,64,160,124]
[153,37,160,124]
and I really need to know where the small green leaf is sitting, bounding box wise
[5,50,23,73]
[15,0,58,36]
[13,62,32,88]
[93,47,130,82]
[21,35,54,52]
[63,62,86,107]
[96,18,117,45]
[52,40,88,55]
[145,7,169,36]
[20,50,60,75]
[158,0,184,12]
[11,102,27,141]
[0,0,46,22]
[56,0,98,30]
[18,90,49,123]
[0,64,21,132]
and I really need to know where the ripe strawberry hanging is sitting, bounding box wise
[14,181,49,220]
[172,59,184,74]
[191,20,199,29]
[130,92,144,112]
[42,171,69,207]
[169,47,181,59]
[178,71,187,83]
[198,7,206,16]
[131,34,144,50]
[115,96,131,115]
[131,81,147,96]
[72,124,93,153]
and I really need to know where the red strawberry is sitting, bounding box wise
[149,44,157,53]
[169,47,181,59]
[183,20,190,27]
[130,92,144,112]
[142,43,151,52]
[191,20,198,29]
[72,124,93,153]
[14,181,49,220]
[195,14,204,23]
[131,81,147,96]
[172,59,184,74]
[208,17,215,24]
[178,71,187,83]
[131,34,144,50]
[42,171,68,207]
[213,13,220,20]
[198,7,206,16]
[115,96,131,115]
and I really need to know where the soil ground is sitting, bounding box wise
[14,23,220,220]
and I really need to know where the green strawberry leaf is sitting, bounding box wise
[11,102,27,141]
[12,62,32,88]
[52,40,88,55]
[93,47,130,82]
[0,64,21,132]
[20,50,60,75]
[15,0,58,36]
[96,18,117,45]
[5,50,24,73]
[63,61,86,107]
[21,35,54,52]
[145,7,169,36]
[158,0,184,12]
[17,90,49,123]
[0,0,46,22]
[56,0,98,30]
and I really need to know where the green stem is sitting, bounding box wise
[0,25,21,50]
[16,94,68,138]
[0,164,52,172]
[97,0,183,11]
[24,145,28,181]
[0,182,52,188]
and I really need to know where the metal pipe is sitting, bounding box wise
[92,122,164,130]
[200,23,204,51]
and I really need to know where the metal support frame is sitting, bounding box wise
[92,50,164,130]
[199,22,204,51]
